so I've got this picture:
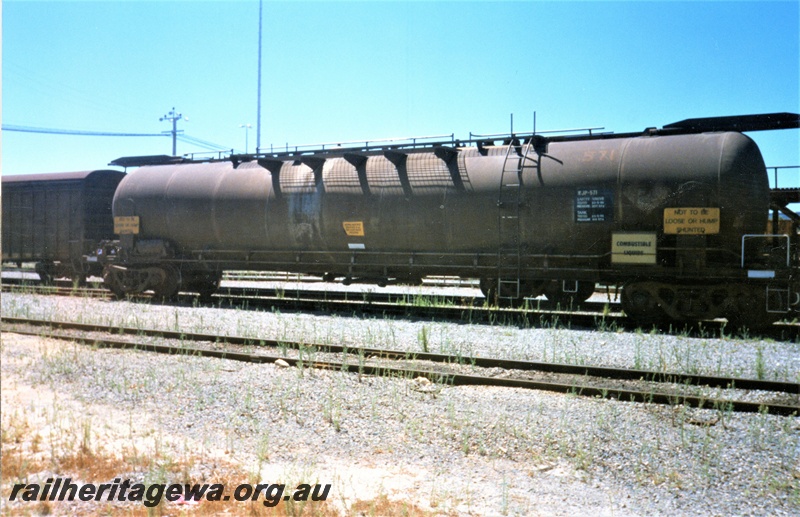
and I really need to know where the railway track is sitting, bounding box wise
[1,276,619,310]
[3,317,798,416]
[5,280,800,340]
[1,269,482,288]
[0,283,111,298]
[0,279,626,325]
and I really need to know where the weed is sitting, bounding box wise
[322,383,343,432]
[256,431,271,464]
[500,473,509,515]
[418,325,429,353]
[755,345,766,380]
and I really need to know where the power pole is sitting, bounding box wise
[160,107,185,155]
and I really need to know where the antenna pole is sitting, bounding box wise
[256,0,263,152]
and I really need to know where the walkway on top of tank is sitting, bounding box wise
[109,112,800,170]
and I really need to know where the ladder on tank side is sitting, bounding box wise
[496,138,534,301]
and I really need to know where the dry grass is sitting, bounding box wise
[350,494,436,516]
[0,338,433,516]
[2,430,432,516]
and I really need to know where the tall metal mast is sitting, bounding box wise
[256,0,263,152]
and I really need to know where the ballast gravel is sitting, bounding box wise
[2,291,800,516]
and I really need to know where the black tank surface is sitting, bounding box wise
[113,131,768,270]
[522,132,769,255]
[101,112,800,327]
[114,152,500,258]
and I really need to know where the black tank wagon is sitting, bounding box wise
[102,113,800,328]
[2,170,126,284]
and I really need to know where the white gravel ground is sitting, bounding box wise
[2,292,800,516]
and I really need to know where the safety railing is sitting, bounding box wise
[469,126,605,140]
[768,165,800,189]
[255,134,456,156]
[741,234,791,271]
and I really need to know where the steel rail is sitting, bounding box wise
[5,283,800,342]
[3,317,798,415]
[4,316,793,392]
[0,281,623,317]
[0,284,111,298]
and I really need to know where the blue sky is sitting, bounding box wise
[3,1,799,182]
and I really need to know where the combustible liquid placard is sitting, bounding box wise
[611,232,657,264]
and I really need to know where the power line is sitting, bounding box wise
[3,122,232,153]
[2,124,165,137]
[177,134,232,151]
[5,61,147,122]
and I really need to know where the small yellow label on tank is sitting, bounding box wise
[342,221,365,237]
[663,208,720,235]
[114,216,140,235]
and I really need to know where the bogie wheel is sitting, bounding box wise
[725,287,780,331]
[35,262,54,285]
[186,272,222,302]
[479,277,498,305]
[102,266,127,299]
[151,265,181,301]
[620,282,668,327]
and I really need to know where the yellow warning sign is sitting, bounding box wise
[611,232,657,264]
[114,216,140,235]
[663,208,720,235]
[343,221,365,237]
